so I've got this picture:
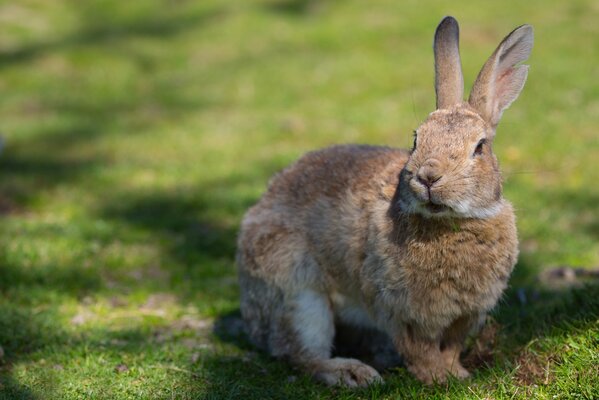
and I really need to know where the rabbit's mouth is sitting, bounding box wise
[424,201,450,214]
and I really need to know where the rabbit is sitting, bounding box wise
[236,16,532,386]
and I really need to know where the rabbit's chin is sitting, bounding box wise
[398,192,503,220]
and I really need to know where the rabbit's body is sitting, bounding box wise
[237,18,532,386]
[238,141,517,385]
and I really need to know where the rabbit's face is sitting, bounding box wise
[397,105,503,219]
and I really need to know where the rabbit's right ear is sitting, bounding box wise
[469,25,534,129]
[434,16,464,110]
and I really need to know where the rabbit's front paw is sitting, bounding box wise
[408,361,470,385]
[451,364,470,379]
[407,363,451,385]
[441,347,471,379]
[312,357,383,388]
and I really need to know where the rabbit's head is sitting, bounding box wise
[398,17,533,219]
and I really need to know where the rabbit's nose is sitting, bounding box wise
[416,159,442,188]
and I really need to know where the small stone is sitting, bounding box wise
[115,364,129,373]
[286,375,297,383]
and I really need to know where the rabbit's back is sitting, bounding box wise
[264,144,409,208]
[238,145,409,289]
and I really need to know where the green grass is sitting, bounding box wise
[0,0,597,398]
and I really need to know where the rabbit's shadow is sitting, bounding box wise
[209,310,404,396]
[214,310,403,372]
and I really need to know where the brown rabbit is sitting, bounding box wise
[237,16,532,386]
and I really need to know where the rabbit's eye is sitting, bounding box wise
[412,131,417,151]
[474,139,486,156]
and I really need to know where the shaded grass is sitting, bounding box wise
[0,0,597,398]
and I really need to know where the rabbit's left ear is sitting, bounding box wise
[434,16,464,109]
[469,25,534,129]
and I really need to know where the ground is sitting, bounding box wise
[0,0,597,399]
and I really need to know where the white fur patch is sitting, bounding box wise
[399,189,503,219]
[292,290,335,357]
[448,198,503,219]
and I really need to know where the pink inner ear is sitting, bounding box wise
[495,68,515,104]
[492,65,528,122]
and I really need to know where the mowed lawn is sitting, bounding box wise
[0,0,597,399]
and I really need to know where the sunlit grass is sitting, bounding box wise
[0,0,597,398]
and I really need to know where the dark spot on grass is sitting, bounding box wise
[514,347,555,386]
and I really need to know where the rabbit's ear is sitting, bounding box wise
[434,16,464,109]
[469,25,533,129]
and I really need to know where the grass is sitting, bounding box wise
[0,0,597,398]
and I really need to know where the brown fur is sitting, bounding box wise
[434,17,464,109]
[237,18,532,386]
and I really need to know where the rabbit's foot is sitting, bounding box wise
[407,361,469,385]
[311,357,383,387]
[407,363,452,385]
[441,346,471,379]
[449,363,470,379]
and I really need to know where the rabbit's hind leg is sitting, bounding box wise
[280,290,383,387]
[238,220,381,387]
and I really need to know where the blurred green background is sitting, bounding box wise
[0,0,597,399]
